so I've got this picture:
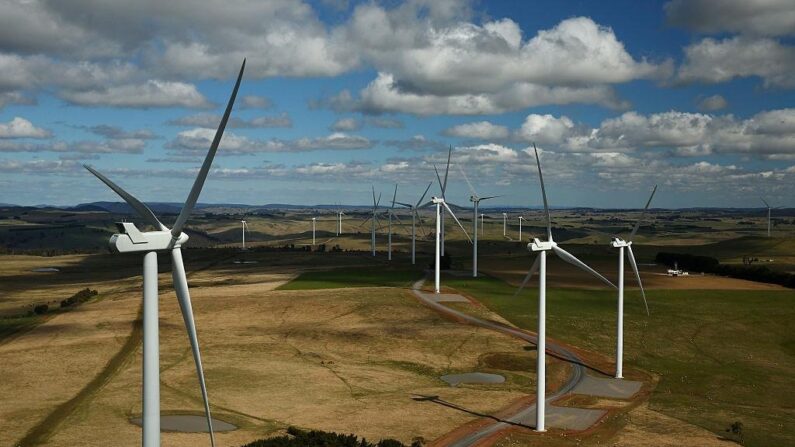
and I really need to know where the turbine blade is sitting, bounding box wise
[171,248,216,447]
[415,209,429,237]
[513,254,541,297]
[443,146,452,194]
[433,164,445,198]
[533,144,552,241]
[629,185,657,241]
[391,183,398,209]
[627,245,649,316]
[415,181,433,208]
[760,197,770,208]
[458,165,477,198]
[358,216,373,229]
[480,195,501,201]
[172,59,245,237]
[552,244,616,289]
[442,201,472,243]
[83,165,166,231]
[394,201,413,208]
[372,185,377,206]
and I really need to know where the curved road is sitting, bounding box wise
[410,278,588,446]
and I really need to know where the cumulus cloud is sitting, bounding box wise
[368,117,404,128]
[84,124,156,140]
[509,108,795,159]
[443,121,509,140]
[665,0,795,37]
[240,95,273,109]
[168,128,373,154]
[168,112,292,128]
[330,118,361,131]
[0,138,144,154]
[697,94,728,111]
[59,80,213,108]
[383,135,448,151]
[0,159,80,174]
[0,117,51,138]
[677,36,795,88]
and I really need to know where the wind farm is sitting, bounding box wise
[1,2,794,447]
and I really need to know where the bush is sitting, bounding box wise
[59,288,99,308]
[33,304,49,315]
[241,427,406,447]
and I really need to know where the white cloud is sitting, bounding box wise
[168,113,292,128]
[665,0,795,37]
[697,94,728,111]
[59,80,213,108]
[517,114,576,144]
[168,128,373,154]
[330,118,361,131]
[443,121,509,140]
[677,36,795,88]
[240,95,273,109]
[0,117,51,138]
[0,138,144,154]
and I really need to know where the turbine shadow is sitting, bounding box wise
[411,394,534,430]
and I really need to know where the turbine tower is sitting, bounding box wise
[311,217,316,246]
[611,185,655,379]
[459,165,498,278]
[503,212,507,237]
[427,195,471,293]
[518,216,524,241]
[394,182,433,265]
[515,143,616,432]
[388,184,398,261]
[240,220,247,250]
[480,213,485,236]
[761,198,772,237]
[83,59,245,447]
[361,187,382,256]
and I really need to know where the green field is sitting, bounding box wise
[443,274,795,447]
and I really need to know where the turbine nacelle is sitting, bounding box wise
[529,238,554,252]
[432,196,444,204]
[110,222,189,253]
[611,237,630,248]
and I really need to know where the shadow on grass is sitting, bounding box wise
[411,394,534,430]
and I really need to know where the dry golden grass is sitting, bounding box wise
[2,256,547,446]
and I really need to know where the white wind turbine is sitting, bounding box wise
[240,220,248,250]
[515,144,616,432]
[388,184,398,261]
[83,59,245,447]
[480,213,485,236]
[518,216,524,241]
[502,212,507,237]
[434,146,453,255]
[394,181,433,265]
[360,187,382,256]
[426,194,471,293]
[611,185,656,379]
[459,166,499,278]
[311,217,316,245]
[761,198,773,237]
[337,208,345,236]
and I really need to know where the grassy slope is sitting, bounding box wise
[443,275,795,447]
[276,266,423,290]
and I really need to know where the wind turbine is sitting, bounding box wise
[503,212,507,237]
[433,146,453,255]
[388,184,397,261]
[360,187,382,256]
[337,209,345,236]
[83,59,245,447]
[515,143,616,432]
[761,198,772,237]
[240,220,248,250]
[394,181,433,265]
[311,217,316,245]
[518,216,525,241]
[427,194,471,293]
[611,185,656,379]
[459,166,498,278]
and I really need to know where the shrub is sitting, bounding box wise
[33,304,48,315]
[241,427,406,447]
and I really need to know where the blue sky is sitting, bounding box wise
[1,0,795,208]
